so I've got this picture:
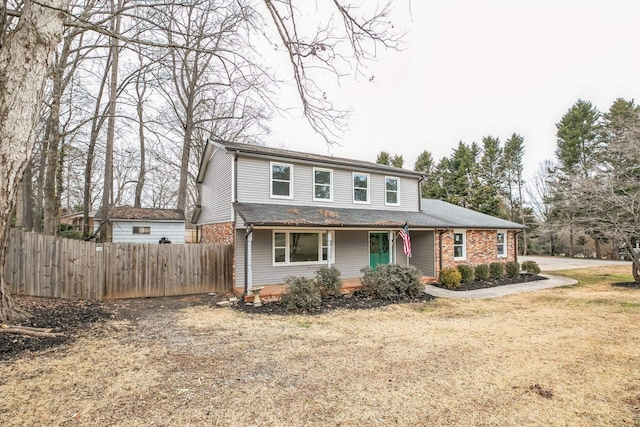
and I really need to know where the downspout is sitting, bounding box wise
[418,176,425,211]
[243,224,254,298]
[233,151,239,203]
[437,228,449,274]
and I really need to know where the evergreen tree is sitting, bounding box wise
[475,135,503,216]
[503,133,526,252]
[375,151,391,165]
[391,154,404,168]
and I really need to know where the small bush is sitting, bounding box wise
[315,266,342,297]
[439,267,462,289]
[280,276,321,312]
[474,264,489,281]
[360,264,422,300]
[489,262,504,280]
[457,265,475,284]
[521,260,541,275]
[505,261,520,279]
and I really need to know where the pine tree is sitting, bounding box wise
[375,151,391,165]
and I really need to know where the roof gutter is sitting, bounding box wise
[243,224,254,298]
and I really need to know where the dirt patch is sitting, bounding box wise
[432,274,548,291]
[0,293,227,361]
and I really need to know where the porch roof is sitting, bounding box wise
[234,201,527,230]
[234,203,448,228]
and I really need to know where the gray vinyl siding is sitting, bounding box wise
[236,228,371,287]
[110,220,185,243]
[236,156,420,211]
[198,146,233,224]
[408,230,436,277]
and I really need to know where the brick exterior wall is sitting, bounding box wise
[201,222,235,245]
[435,229,517,275]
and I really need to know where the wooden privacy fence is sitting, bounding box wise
[4,230,233,300]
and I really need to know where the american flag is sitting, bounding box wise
[399,222,412,257]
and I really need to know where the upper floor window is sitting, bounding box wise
[453,231,466,260]
[270,162,293,199]
[133,226,150,235]
[353,172,370,204]
[385,176,400,205]
[497,231,506,257]
[313,168,333,201]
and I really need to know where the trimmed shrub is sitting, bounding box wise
[439,267,462,289]
[474,264,489,281]
[489,262,504,280]
[360,264,422,300]
[521,260,541,275]
[315,266,342,297]
[505,261,520,279]
[457,264,475,284]
[280,276,321,312]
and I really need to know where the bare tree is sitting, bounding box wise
[0,0,70,320]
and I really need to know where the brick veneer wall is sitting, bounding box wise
[435,229,517,275]
[201,222,235,245]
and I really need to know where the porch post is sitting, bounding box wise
[327,231,332,267]
[389,231,394,264]
[247,231,253,290]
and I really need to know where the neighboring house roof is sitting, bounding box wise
[235,201,526,229]
[198,139,425,182]
[421,199,526,230]
[95,207,185,222]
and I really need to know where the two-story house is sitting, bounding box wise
[193,140,525,296]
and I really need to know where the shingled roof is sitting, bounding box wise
[210,140,425,178]
[95,207,185,221]
[234,200,526,230]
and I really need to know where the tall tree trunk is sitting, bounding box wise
[99,0,122,237]
[594,238,601,259]
[82,59,110,236]
[0,0,70,321]
[34,121,52,233]
[43,59,62,235]
[134,72,146,208]
[22,164,34,231]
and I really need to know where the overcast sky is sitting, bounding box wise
[264,0,640,182]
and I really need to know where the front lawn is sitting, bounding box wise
[1,265,639,426]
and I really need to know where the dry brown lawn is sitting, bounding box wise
[1,265,639,426]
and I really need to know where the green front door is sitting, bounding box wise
[369,232,390,269]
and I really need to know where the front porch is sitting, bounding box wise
[235,275,437,302]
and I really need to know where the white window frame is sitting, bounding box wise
[352,172,370,204]
[313,167,333,202]
[132,226,151,235]
[272,230,334,266]
[453,230,466,261]
[385,176,401,206]
[270,161,294,199]
[497,230,507,258]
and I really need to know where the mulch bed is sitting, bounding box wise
[0,296,113,361]
[234,290,436,315]
[612,282,640,289]
[431,274,548,292]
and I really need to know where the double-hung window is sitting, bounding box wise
[497,231,507,258]
[385,176,400,206]
[270,162,293,199]
[453,231,466,260]
[313,168,333,201]
[273,231,332,265]
[133,226,150,235]
[353,172,370,203]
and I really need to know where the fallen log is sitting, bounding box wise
[1,324,65,338]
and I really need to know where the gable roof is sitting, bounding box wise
[95,207,185,222]
[234,200,526,230]
[204,139,425,179]
[421,199,526,229]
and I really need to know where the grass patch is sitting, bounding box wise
[551,265,634,286]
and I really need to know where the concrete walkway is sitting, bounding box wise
[424,274,577,299]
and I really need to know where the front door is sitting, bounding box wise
[369,232,390,269]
